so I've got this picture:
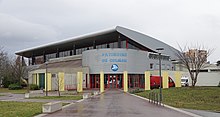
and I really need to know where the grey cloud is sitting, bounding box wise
[0,13,59,54]
[0,0,219,62]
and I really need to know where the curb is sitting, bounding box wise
[34,99,85,117]
[62,99,84,109]
[129,93,203,117]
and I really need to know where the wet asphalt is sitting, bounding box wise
[45,89,192,117]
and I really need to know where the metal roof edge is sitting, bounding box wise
[15,27,117,55]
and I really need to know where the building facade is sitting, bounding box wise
[16,26,179,91]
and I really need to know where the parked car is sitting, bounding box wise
[181,76,189,87]
[150,76,175,89]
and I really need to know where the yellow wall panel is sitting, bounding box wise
[100,71,104,93]
[162,71,169,88]
[47,73,52,91]
[36,73,39,86]
[58,72,65,91]
[175,71,181,87]
[145,71,151,90]
[123,71,128,92]
[77,72,83,92]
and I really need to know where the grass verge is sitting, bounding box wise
[30,95,83,100]
[0,101,44,117]
[135,87,220,112]
[0,88,27,94]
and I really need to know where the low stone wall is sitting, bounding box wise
[25,90,44,98]
[42,101,62,113]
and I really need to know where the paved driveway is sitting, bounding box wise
[45,89,192,117]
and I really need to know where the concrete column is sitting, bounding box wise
[144,71,151,90]
[73,44,76,55]
[100,71,104,93]
[43,51,46,63]
[162,71,169,88]
[77,72,83,92]
[56,48,59,58]
[58,72,65,91]
[175,71,181,87]
[123,71,128,92]
[36,73,39,86]
[70,50,73,56]
[93,40,96,49]
[118,34,121,48]
[31,54,35,65]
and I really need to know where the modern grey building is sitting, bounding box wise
[16,26,178,91]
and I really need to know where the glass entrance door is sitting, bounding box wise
[39,73,45,89]
[105,74,123,89]
[109,75,116,88]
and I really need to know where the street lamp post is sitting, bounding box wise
[45,62,48,96]
[156,48,164,104]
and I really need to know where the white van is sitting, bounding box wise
[181,76,189,87]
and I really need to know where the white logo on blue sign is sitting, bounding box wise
[111,64,118,71]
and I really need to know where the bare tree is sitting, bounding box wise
[10,56,28,86]
[53,74,62,97]
[0,47,13,87]
[175,44,213,87]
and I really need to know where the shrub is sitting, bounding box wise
[2,79,11,88]
[29,84,39,90]
[129,88,144,94]
[218,81,220,87]
[2,77,13,88]
[8,83,22,90]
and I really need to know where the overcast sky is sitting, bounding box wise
[0,0,219,63]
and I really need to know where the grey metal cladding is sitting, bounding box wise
[116,26,179,60]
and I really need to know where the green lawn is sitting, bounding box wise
[30,95,83,100]
[135,87,220,112]
[0,101,44,117]
[0,88,27,94]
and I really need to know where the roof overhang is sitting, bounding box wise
[16,26,179,59]
[16,28,117,58]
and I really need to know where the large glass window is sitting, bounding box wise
[128,74,144,88]
[122,40,126,48]
[76,48,82,55]
[150,63,153,69]
[101,44,107,48]
[110,43,114,48]
[46,53,56,61]
[59,51,70,57]
[162,64,166,70]
[113,42,118,48]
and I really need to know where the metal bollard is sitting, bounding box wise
[154,92,156,104]
[159,93,161,106]
[152,92,154,104]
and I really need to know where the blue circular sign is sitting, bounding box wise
[111,64,119,71]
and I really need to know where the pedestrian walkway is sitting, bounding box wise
[45,89,192,117]
[0,93,77,103]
